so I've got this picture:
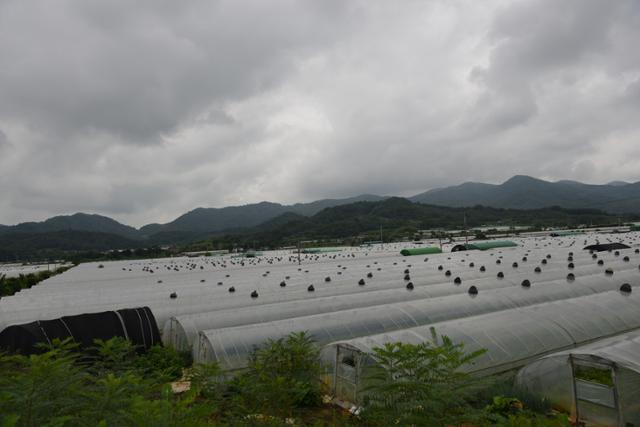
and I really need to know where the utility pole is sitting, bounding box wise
[464,212,468,245]
[297,240,301,265]
[379,225,383,245]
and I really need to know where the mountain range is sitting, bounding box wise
[409,175,640,212]
[1,175,639,243]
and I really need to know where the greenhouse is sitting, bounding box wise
[0,306,159,355]
[166,260,633,352]
[321,287,640,403]
[192,265,640,369]
[515,329,640,426]
[451,241,518,251]
[1,233,639,380]
[550,230,584,237]
[302,248,343,254]
[399,247,442,256]
[4,240,601,331]
[584,242,631,252]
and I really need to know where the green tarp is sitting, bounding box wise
[466,240,518,251]
[301,248,343,254]
[400,247,443,256]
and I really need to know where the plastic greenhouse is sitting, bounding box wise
[516,330,640,426]
[321,287,640,403]
[192,266,640,369]
[166,261,634,352]
[451,240,519,251]
[5,238,623,332]
[399,247,442,256]
[1,232,639,397]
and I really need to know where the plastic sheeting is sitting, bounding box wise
[321,287,640,403]
[6,239,634,332]
[516,330,640,426]
[195,269,640,369]
[400,247,442,256]
[168,263,634,352]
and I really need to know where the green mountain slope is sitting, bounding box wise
[219,197,629,248]
[0,230,140,261]
[410,175,640,213]
[139,195,386,235]
[0,213,140,240]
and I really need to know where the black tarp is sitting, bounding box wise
[0,306,160,355]
[583,243,631,252]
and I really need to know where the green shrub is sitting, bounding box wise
[135,345,190,382]
[474,373,552,414]
[238,331,323,419]
[359,328,487,427]
[0,340,86,427]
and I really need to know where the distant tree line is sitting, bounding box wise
[0,266,71,298]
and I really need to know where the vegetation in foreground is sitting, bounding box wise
[0,332,569,427]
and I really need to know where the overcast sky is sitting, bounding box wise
[1,0,639,226]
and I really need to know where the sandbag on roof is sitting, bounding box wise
[400,247,442,256]
[0,306,160,355]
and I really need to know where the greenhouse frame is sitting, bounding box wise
[192,264,640,369]
[320,287,640,404]
[516,330,640,426]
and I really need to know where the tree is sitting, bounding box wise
[238,331,323,419]
[0,339,86,427]
[359,328,487,427]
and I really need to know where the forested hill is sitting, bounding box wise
[138,194,386,235]
[0,231,140,262]
[4,176,640,243]
[410,175,640,213]
[0,213,140,239]
[220,197,631,248]
[0,197,635,262]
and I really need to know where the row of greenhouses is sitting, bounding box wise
[2,240,637,332]
[2,233,640,425]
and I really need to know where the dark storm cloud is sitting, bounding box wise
[1,0,639,226]
[0,128,8,148]
[0,0,351,142]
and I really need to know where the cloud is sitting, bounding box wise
[0,0,639,226]
[0,128,8,149]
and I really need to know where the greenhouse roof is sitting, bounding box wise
[399,247,442,256]
[467,240,518,250]
[325,287,640,375]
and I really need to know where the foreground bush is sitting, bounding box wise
[0,332,565,426]
[0,339,204,427]
[360,329,487,426]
